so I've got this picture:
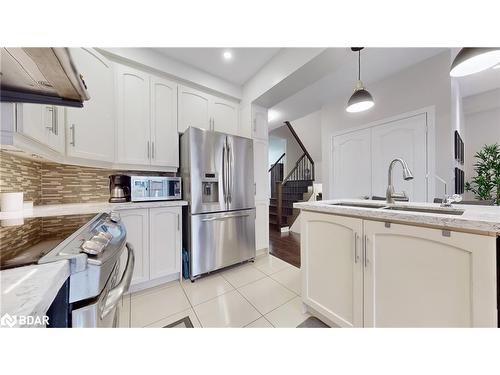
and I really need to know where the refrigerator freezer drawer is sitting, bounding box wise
[190,209,256,279]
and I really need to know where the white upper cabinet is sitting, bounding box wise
[178,85,211,132]
[178,85,240,135]
[211,97,239,135]
[115,64,151,166]
[150,76,178,167]
[16,103,65,154]
[66,48,115,162]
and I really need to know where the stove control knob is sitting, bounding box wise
[109,211,121,223]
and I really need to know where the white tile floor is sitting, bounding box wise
[119,253,310,328]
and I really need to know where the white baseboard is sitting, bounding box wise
[126,273,180,294]
[256,247,269,257]
[280,226,290,233]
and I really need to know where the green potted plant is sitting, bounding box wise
[465,143,500,205]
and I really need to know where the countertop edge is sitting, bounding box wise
[1,260,70,327]
[294,201,500,235]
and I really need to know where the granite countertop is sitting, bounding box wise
[294,199,500,235]
[0,200,188,220]
[0,261,70,327]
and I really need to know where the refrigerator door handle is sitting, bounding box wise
[222,142,227,204]
[201,213,251,222]
[227,140,232,204]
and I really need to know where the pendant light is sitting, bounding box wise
[450,48,500,77]
[346,47,374,113]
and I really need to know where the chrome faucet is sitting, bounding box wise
[386,158,414,204]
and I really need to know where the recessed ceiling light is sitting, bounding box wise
[223,51,232,60]
[268,109,279,122]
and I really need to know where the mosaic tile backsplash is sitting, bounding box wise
[0,150,174,205]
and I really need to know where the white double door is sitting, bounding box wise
[332,113,429,201]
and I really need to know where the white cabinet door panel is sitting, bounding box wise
[255,201,269,251]
[301,211,364,327]
[253,139,269,201]
[150,76,178,167]
[212,97,238,135]
[332,128,371,199]
[66,48,114,162]
[178,86,211,132]
[363,220,497,327]
[17,103,46,144]
[371,113,427,201]
[120,209,150,285]
[116,65,150,165]
[149,207,181,279]
[252,105,268,140]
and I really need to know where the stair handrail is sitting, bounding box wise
[268,152,286,173]
[284,121,315,167]
[282,153,307,184]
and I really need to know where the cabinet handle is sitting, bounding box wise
[45,107,54,132]
[52,107,58,135]
[354,232,359,263]
[147,141,150,159]
[152,142,155,159]
[177,214,180,231]
[363,234,368,268]
[70,124,76,146]
[253,118,257,132]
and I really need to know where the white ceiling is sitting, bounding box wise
[155,48,281,85]
[265,48,447,129]
[456,65,500,98]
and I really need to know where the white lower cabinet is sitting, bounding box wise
[120,209,150,285]
[120,206,182,290]
[301,212,498,328]
[149,207,181,279]
[300,211,363,328]
[363,220,497,327]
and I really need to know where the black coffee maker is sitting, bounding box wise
[109,175,131,203]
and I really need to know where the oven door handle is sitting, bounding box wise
[101,243,135,319]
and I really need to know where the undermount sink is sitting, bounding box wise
[381,206,465,216]
[328,202,465,216]
[328,202,388,209]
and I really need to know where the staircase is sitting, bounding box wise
[269,121,314,231]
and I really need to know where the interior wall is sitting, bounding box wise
[321,51,453,200]
[287,110,323,183]
[462,89,500,200]
[269,126,302,177]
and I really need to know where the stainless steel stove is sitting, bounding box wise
[1,211,134,328]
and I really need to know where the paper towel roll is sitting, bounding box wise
[0,192,24,212]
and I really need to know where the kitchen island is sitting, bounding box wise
[294,199,500,328]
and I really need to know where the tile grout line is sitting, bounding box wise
[179,279,204,328]
[233,285,266,327]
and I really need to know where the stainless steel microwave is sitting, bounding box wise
[130,176,182,202]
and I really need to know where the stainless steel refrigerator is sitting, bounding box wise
[180,127,256,280]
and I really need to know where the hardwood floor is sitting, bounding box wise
[269,227,301,268]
